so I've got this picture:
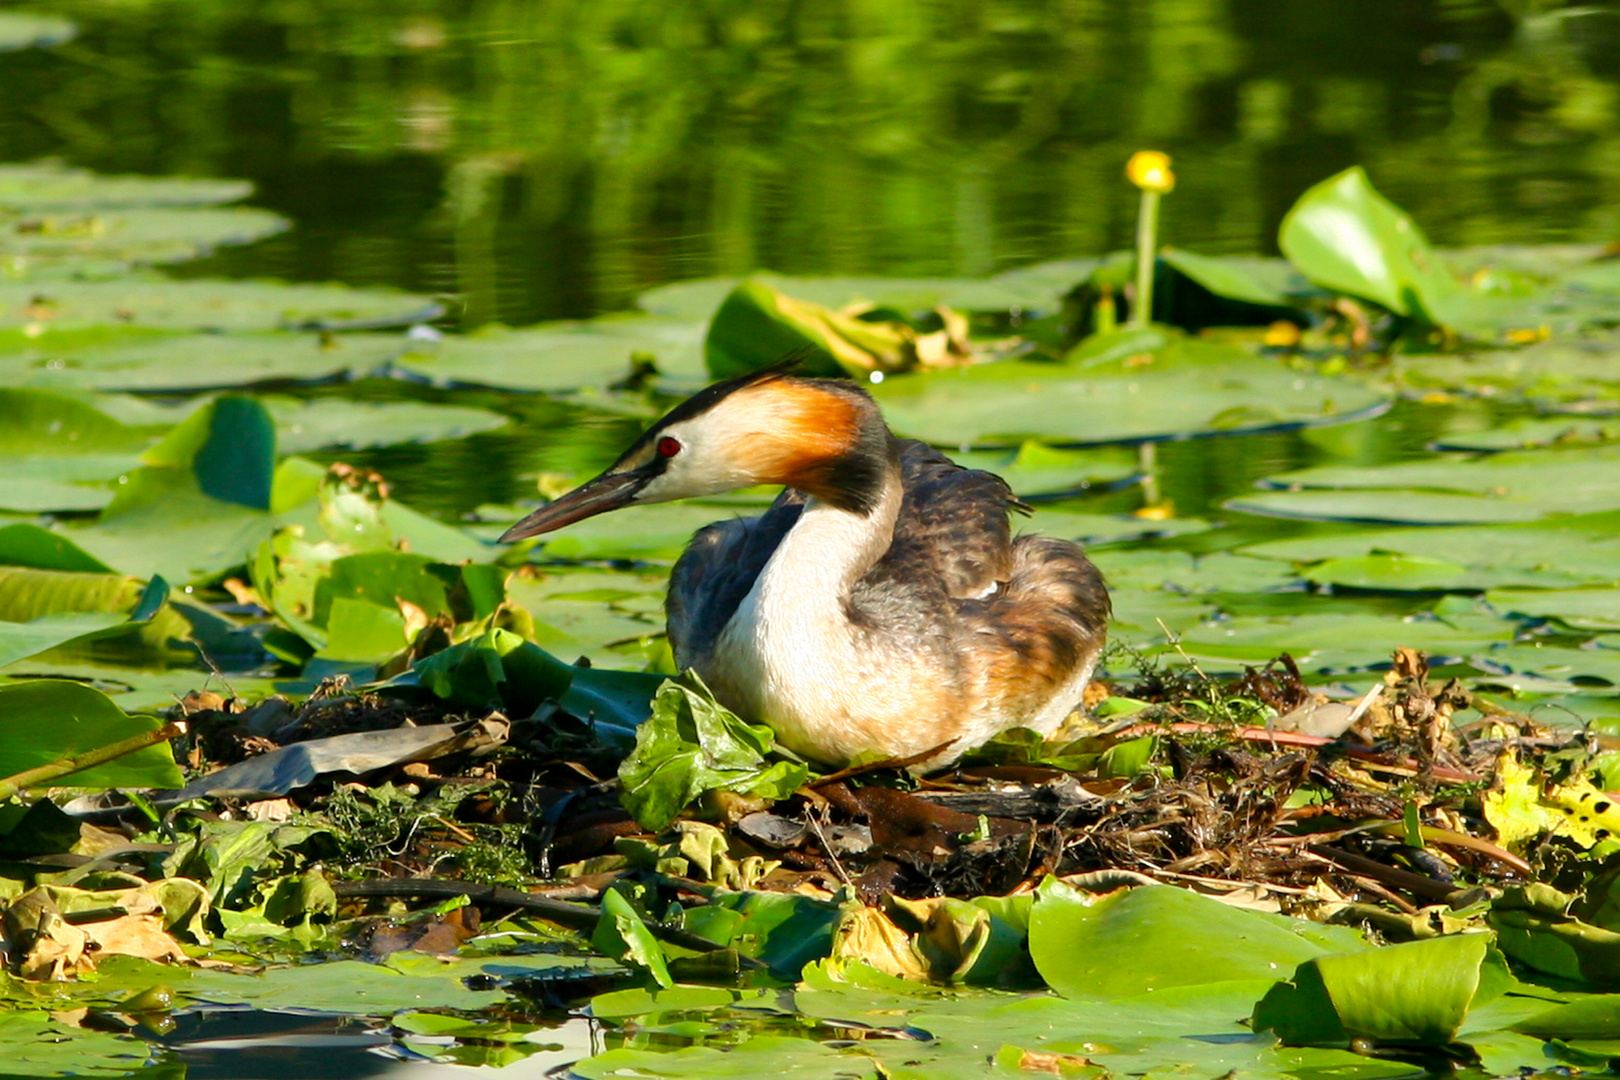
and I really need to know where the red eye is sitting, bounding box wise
[657,436,682,458]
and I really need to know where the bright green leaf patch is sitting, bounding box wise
[0,679,181,789]
[619,680,810,833]
[1253,934,1496,1046]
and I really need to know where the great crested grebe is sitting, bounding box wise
[500,365,1110,769]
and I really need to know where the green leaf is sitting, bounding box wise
[316,596,407,663]
[687,889,847,975]
[1279,166,1460,325]
[2,331,403,392]
[704,279,903,379]
[134,395,274,510]
[0,679,181,789]
[0,278,434,334]
[403,628,575,715]
[1232,445,1620,525]
[0,161,251,210]
[1388,330,1620,409]
[618,680,810,832]
[1027,879,1357,1001]
[869,332,1385,447]
[1252,935,1493,1045]
[558,666,665,751]
[0,388,157,512]
[1434,416,1620,453]
[0,570,176,667]
[1161,248,1316,308]
[0,523,114,573]
[266,396,509,453]
[0,1010,154,1077]
[591,887,674,989]
[1240,511,1620,590]
[395,317,707,390]
[1487,587,1620,631]
[56,399,287,583]
[2,205,286,270]
[952,441,1137,497]
[1512,995,1620,1040]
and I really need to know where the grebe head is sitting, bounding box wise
[500,366,893,542]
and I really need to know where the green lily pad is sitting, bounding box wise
[1470,643,1620,690]
[1164,609,1518,675]
[1232,445,1620,525]
[1433,416,1620,452]
[57,398,283,583]
[1279,166,1463,327]
[0,1010,153,1077]
[0,661,278,713]
[0,678,182,789]
[0,162,253,211]
[1487,587,1620,631]
[1021,507,1212,545]
[2,206,287,269]
[1388,331,1620,408]
[0,331,403,391]
[517,501,733,563]
[267,397,509,452]
[0,570,173,668]
[1090,549,1301,594]
[869,331,1386,448]
[989,257,1103,308]
[0,523,115,572]
[1160,248,1317,308]
[954,441,1137,497]
[506,569,666,668]
[1304,552,1494,591]
[1436,243,1613,283]
[1253,935,1497,1046]
[1240,512,1620,589]
[1028,879,1363,1002]
[0,389,157,511]
[0,278,435,333]
[394,317,707,390]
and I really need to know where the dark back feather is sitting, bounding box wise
[869,440,1016,600]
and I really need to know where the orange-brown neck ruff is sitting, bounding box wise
[725,379,895,515]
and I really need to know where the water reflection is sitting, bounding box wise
[163,1008,602,1079]
[2,1,1616,327]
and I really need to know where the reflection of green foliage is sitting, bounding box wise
[11,0,1617,325]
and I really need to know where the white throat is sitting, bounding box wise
[710,474,903,762]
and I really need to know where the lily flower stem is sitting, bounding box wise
[1138,441,1160,506]
[1131,189,1160,328]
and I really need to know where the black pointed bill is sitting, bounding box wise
[499,470,646,542]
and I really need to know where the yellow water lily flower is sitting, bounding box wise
[1126,150,1175,194]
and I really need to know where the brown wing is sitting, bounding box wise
[875,440,1017,600]
[666,488,804,668]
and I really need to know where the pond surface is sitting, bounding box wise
[5,0,1618,326]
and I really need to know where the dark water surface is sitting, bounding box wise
[4,0,1618,328]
